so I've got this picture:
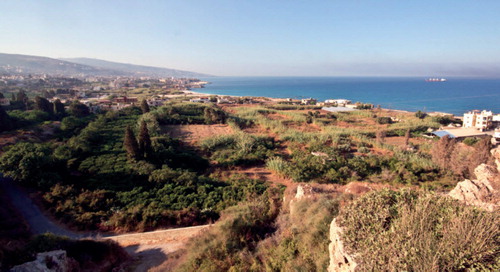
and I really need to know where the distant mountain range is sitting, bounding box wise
[0,53,210,78]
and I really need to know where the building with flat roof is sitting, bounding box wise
[463,110,493,131]
[432,127,492,139]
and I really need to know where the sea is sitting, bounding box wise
[199,77,500,116]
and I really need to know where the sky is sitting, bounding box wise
[1,0,500,77]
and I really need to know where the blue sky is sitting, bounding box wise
[1,0,500,76]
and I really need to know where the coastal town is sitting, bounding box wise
[2,73,500,144]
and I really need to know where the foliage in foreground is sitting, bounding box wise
[176,191,340,272]
[177,188,282,272]
[338,189,500,271]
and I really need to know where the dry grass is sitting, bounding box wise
[162,124,233,143]
[338,189,500,271]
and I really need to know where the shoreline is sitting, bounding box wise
[179,89,456,116]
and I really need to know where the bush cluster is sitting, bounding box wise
[338,190,500,271]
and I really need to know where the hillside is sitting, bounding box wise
[62,57,210,78]
[0,53,119,77]
[0,53,209,78]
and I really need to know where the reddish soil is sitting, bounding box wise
[162,124,234,144]
[288,122,322,132]
[266,113,289,120]
[384,136,427,147]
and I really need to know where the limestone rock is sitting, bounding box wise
[295,184,315,199]
[474,164,497,182]
[11,250,69,272]
[449,163,499,211]
[328,218,357,272]
[492,147,500,171]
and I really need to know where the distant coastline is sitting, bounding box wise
[196,77,500,115]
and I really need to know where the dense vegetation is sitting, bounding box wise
[0,103,269,232]
[3,94,497,271]
[338,189,500,271]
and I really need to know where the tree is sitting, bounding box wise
[10,93,16,102]
[376,117,392,124]
[468,136,493,177]
[16,90,29,110]
[68,101,90,117]
[404,129,411,146]
[376,130,386,144]
[204,107,226,124]
[0,142,51,182]
[415,110,426,119]
[53,99,65,116]
[431,135,456,170]
[140,99,150,114]
[0,92,4,98]
[34,96,53,115]
[0,105,13,132]
[138,121,152,158]
[16,90,28,103]
[124,126,140,160]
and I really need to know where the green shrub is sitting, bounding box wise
[463,137,479,146]
[376,116,393,124]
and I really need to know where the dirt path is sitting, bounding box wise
[0,175,85,239]
[105,225,210,272]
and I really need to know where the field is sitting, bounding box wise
[162,124,234,143]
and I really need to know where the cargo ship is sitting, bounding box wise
[425,78,447,82]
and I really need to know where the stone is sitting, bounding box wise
[10,250,69,272]
[328,218,357,272]
[448,163,499,211]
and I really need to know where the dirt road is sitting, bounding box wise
[0,175,85,239]
[106,225,210,272]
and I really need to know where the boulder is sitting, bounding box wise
[10,250,69,272]
[295,184,315,199]
[492,147,500,172]
[449,160,499,211]
[328,218,357,272]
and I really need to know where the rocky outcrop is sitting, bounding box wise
[448,147,500,211]
[10,250,71,272]
[295,184,315,199]
[328,218,357,272]
[491,147,500,172]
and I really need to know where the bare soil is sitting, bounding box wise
[384,136,427,146]
[105,225,210,272]
[162,124,234,144]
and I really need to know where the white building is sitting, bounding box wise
[301,98,317,105]
[189,97,211,103]
[325,99,352,106]
[463,110,493,131]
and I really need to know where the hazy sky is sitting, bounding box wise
[1,0,500,76]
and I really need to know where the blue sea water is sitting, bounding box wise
[199,77,500,115]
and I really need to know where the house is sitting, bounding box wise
[325,99,351,106]
[189,97,211,103]
[301,98,317,105]
[492,114,500,128]
[432,127,491,140]
[216,97,232,104]
[147,99,165,107]
[463,110,493,131]
[0,98,10,106]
